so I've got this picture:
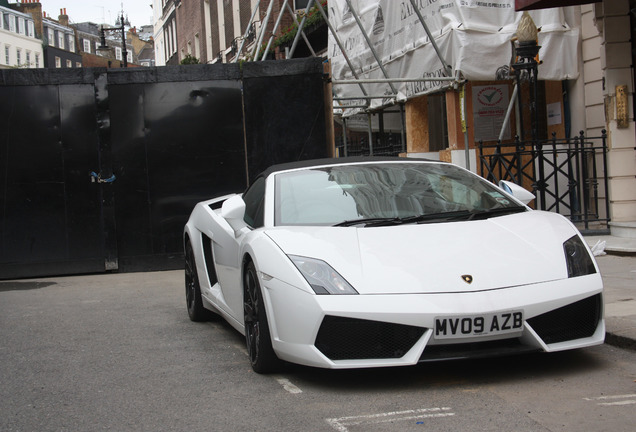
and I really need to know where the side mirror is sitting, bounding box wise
[221,195,247,234]
[499,180,535,205]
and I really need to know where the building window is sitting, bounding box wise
[195,33,200,59]
[58,32,64,49]
[28,21,34,37]
[18,17,24,34]
[26,51,30,66]
[68,37,74,52]
[294,0,311,9]
[5,46,10,65]
[66,59,72,68]
[76,61,81,68]
[35,53,40,67]
[48,28,55,46]
[83,39,91,53]
[9,14,15,32]
[115,46,122,60]
[55,56,61,68]
[16,48,21,65]
[127,50,133,64]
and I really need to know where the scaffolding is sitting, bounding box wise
[232,0,463,159]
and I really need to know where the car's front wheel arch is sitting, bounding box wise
[242,256,282,373]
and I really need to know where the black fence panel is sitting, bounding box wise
[0,58,328,279]
[242,60,328,183]
[478,131,610,234]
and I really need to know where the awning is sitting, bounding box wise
[516,0,597,10]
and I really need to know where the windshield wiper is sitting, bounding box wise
[333,217,403,227]
[333,207,527,227]
[467,206,527,220]
[334,212,472,227]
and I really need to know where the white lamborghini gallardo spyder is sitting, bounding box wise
[183,157,604,373]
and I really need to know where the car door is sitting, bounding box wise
[212,177,266,322]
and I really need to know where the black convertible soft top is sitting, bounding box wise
[255,156,439,181]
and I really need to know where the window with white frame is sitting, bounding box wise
[48,28,55,46]
[2,13,7,30]
[9,14,15,32]
[115,46,122,60]
[26,51,30,66]
[55,56,61,68]
[127,50,132,64]
[58,32,64,49]
[66,59,72,68]
[18,17,24,34]
[68,37,74,52]
[5,46,10,65]
[76,61,81,68]
[35,53,40,67]
[28,20,34,37]
[83,39,91,53]
[16,48,21,65]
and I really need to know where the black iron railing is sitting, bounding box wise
[336,133,404,156]
[478,130,610,234]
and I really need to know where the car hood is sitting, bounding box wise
[264,211,580,295]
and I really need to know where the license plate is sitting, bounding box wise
[434,311,524,340]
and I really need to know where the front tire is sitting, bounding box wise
[185,238,209,322]
[243,261,282,373]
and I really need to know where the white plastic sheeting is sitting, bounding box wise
[328,0,580,115]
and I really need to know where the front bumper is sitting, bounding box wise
[260,273,604,369]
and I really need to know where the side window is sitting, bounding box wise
[242,177,265,228]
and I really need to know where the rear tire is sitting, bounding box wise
[243,261,282,373]
[185,239,209,322]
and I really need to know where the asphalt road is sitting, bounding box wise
[1,270,635,431]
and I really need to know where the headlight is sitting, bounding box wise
[288,255,358,295]
[563,235,596,278]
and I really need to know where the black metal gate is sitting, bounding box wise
[478,130,610,234]
[0,59,328,279]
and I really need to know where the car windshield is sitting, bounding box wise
[274,162,525,227]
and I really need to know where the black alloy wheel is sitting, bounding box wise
[243,261,282,373]
[185,239,208,322]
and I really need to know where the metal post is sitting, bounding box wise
[408,0,453,76]
[234,1,261,63]
[601,129,610,223]
[345,0,397,95]
[499,84,518,142]
[399,103,406,154]
[289,0,316,58]
[367,113,374,156]
[262,0,290,60]
[342,117,349,157]
[252,0,276,60]
[120,15,127,68]
[284,0,317,57]
[313,0,369,98]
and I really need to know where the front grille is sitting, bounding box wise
[315,316,425,360]
[527,294,602,344]
[419,338,540,362]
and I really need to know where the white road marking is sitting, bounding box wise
[326,407,455,432]
[275,377,303,394]
[584,394,636,406]
[598,400,636,406]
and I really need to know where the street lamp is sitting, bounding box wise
[512,11,545,206]
[98,11,130,67]
[512,11,540,143]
